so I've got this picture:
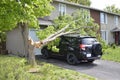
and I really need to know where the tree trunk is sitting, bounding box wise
[19,22,37,66]
[28,40,37,67]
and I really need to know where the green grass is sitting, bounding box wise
[0,55,96,80]
[102,47,120,62]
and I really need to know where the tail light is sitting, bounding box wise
[80,44,86,50]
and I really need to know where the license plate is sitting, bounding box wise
[87,54,91,57]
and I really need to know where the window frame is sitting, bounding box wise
[100,12,107,24]
[59,3,66,16]
[114,16,118,26]
[101,30,108,43]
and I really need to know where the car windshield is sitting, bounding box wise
[82,38,97,45]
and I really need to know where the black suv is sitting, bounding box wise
[41,34,102,65]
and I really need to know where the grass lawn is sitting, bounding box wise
[102,47,120,62]
[0,54,96,80]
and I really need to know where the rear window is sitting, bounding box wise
[81,38,97,45]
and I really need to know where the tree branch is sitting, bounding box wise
[33,19,88,48]
[44,19,81,40]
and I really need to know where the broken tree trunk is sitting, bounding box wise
[19,22,37,66]
[28,38,37,67]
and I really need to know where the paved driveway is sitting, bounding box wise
[38,56,120,80]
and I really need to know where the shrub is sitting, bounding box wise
[102,47,120,62]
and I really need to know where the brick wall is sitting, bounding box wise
[90,9,100,26]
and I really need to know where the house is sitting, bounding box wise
[6,0,120,56]
[90,8,120,45]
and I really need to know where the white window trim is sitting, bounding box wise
[105,14,107,24]
[100,12,107,24]
[114,16,118,26]
[100,13,104,24]
[101,30,108,44]
[59,3,66,16]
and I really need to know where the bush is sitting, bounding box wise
[102,47,120,62]
[109,43,117,49]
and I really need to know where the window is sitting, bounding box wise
[59,3,66,16]
[100,13,107,24]
[114,16,118,26]
[101,30,108,43]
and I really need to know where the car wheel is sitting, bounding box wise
[88,60,94,63]
[41,48,50,59]
[66,53,78,65]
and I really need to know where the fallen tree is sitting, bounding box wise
[33,10,99,48]
[28,10,100,66]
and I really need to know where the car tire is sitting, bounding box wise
[88,60,94,63]
[66,53,78,65]
[41,48,50,59]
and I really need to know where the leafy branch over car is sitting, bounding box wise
[41,34,102,65]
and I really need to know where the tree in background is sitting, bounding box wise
[104,5,120,14]
[65,0,91,6]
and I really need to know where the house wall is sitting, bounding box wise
[6,27,26,56]
[66,4,80,15]
[6,27,41,56]
[90,9,100,26]
[49,2,60,20]
[49,1,80,20]
[100,13,120,44]
[118,16,120,27]
[107,14,115,44]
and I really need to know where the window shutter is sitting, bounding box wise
[105,14,107,24]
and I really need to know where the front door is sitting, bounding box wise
[115,32,120,45]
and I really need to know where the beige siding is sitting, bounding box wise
[106,14,114,44]
[6,27,26,56]
[101,14,120,44]
[49,2,60,20]
[49,1,80,20]
[66,4,79,15]
[119,16,120,26]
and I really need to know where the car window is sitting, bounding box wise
[82,38,97,45]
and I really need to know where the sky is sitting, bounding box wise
[90,0,120,10]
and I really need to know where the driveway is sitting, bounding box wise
[37,56,120,80]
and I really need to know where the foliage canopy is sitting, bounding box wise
[104,5,120,14]
[0,0,53,42]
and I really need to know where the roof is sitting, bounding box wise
[38,18,53,26]
[62,34,95,38]
[53,0,120,16]
[111,27,120,32]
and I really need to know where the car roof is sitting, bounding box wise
[61,34,96,38]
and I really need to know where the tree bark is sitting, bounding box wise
[19,22,36,66]
[28,38,37,67]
